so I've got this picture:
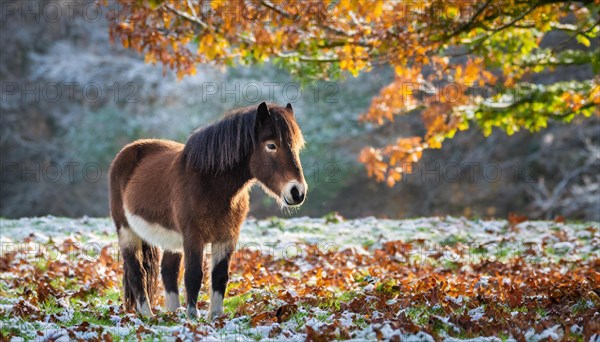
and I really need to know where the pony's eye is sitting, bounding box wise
[266,143,277,151]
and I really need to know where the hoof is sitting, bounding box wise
[137,301,154,317]
[208,309,224,321]
[165,292,180,312]
[187,305,198,319]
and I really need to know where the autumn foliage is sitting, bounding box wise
[107,0,599,186]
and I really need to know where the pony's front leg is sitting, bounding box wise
[209,241,234,320]
[183,241,204,319]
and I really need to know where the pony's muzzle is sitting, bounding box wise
[283,180,306,206]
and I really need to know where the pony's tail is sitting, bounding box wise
[122,260,136,312]
[121,242,161,311]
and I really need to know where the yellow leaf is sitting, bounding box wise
[394,65,406,77]
[464,59,479,84]
[144,52,157,64]
[373,1,383,17]
[455,66,463,81]
[576,35,590,47]
[211,0,225,10]
[445,5,459,19]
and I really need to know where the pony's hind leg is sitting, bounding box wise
[183,241,204,319]
[161,250,182,311]
[209,241,234,320]
[119,227,154,316]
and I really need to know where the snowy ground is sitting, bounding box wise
[1,215,599,341]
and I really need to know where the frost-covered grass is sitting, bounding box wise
[1,215,599,341]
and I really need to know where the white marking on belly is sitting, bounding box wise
[118,227,142,251]
[124,208,183,251]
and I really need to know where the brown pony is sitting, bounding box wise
[109,102,306,320]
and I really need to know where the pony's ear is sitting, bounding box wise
[256,101,271,128]
[286,103,294,115]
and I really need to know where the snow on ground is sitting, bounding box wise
[2,215,597,260]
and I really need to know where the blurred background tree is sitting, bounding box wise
[109,0,599,185]
[1,0,598,220]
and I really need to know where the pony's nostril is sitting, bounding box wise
[291,186,300,202]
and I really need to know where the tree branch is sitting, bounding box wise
[164,4,207,29]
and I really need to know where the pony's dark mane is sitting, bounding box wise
[183,103,304,174]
